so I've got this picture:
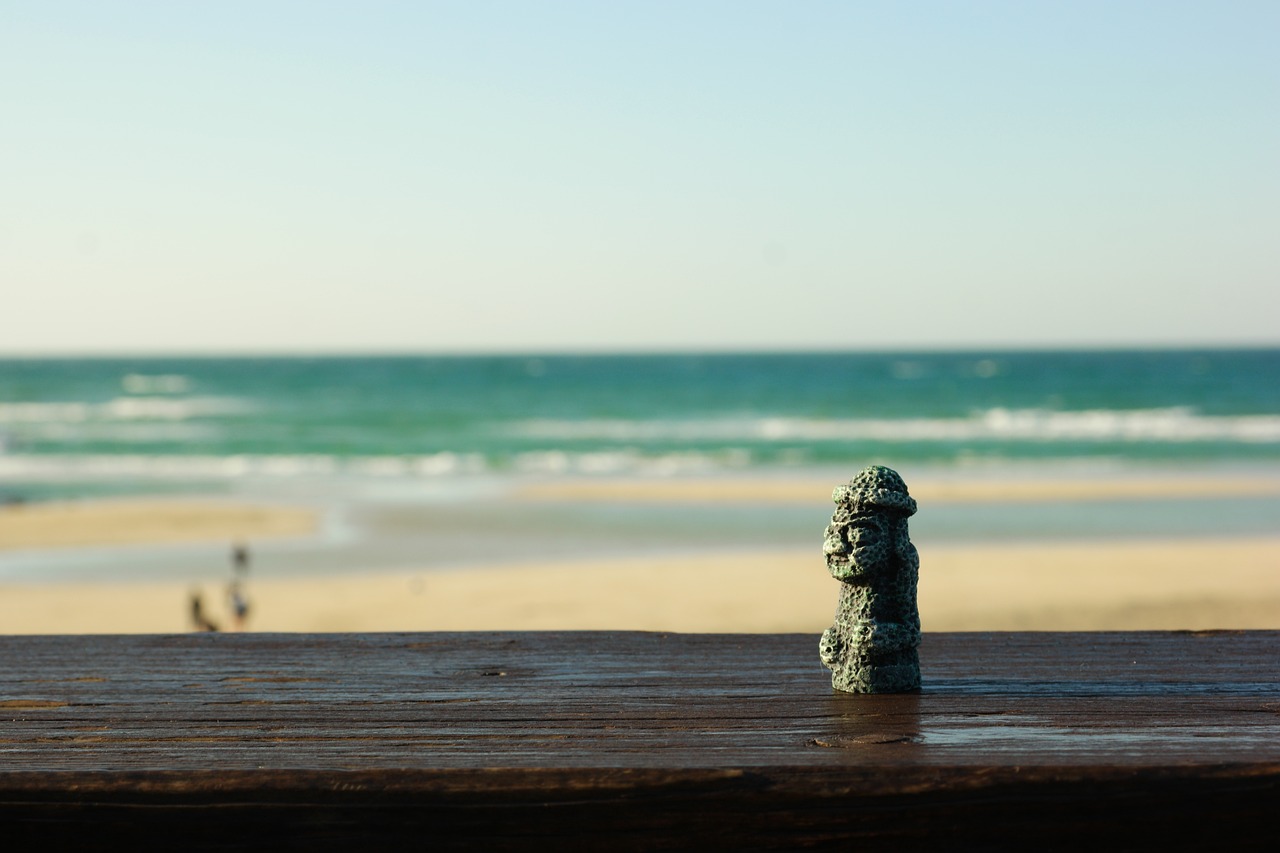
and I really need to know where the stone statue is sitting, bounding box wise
[819,466,921,693]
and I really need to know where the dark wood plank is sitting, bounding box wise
[2,631,1278,849]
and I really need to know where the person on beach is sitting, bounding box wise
[227,580,251,630]
[232,542,250,576]
[189,592,219,632]
[228,542,252,629]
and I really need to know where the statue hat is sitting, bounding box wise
[832,465,917,516]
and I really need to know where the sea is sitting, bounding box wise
[2,349,1278,581]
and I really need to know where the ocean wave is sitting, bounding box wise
[120,373,190,394]
[22,422,223,444]
[0,450,747,481]
[512,449,750,476]
[0,396,251,424]
[509,408,1280,444]
[0,453,488,481]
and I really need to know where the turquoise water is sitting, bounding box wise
[2,349,1278,582]
[1,349,1278,499]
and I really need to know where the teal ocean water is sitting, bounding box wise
[2,349,1279,501]
[2,349,1278,583]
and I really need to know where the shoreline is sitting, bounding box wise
[2,468,1279,634]
[2,535,1277,635]
[4,466,1279,552]
[515,473,1280,504]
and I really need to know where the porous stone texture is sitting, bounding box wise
[819,466,921,693]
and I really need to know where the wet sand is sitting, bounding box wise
[2,473,1278,634]
[1,537,1277,635]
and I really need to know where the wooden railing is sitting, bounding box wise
[3,631,1278,848]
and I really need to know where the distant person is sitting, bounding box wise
[189,592,219,632]
[227,580,251,630]
[232,542,250,576]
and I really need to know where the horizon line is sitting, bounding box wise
[1,342,1278,360]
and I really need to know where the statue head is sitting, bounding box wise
[826,466,917,576]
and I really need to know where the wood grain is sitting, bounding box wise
[2,631,1278,849]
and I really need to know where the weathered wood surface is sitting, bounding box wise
[2,631,1278,849]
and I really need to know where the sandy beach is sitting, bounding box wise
[2,537,1278,635]
[1,473,1278,635]
[0,499,317,550]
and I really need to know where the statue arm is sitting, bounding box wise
[819,626,843,667]
[856,619,921,652]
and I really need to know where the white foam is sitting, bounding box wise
[509,408,1280,444]
[511,449,745,477]
[0,453,490,482]
[120,373,190,394]
[0,402,92,424]
[25,422,222,443]
[100,396,251,420]
[0,454,335,481]
[0,450,745,482]
[2,408,1277,486]
[412,452,486,476]
[0,396,251,424]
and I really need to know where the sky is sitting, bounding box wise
[2,1,1277,354]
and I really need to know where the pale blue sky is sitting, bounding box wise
[2,1,1276,353]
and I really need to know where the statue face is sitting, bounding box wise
[844,510,892,571]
